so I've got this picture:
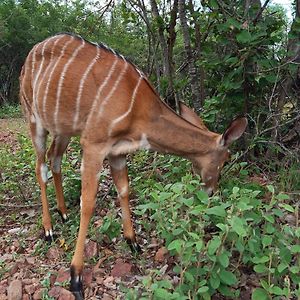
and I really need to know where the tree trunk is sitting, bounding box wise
[150,0,177,110]
[178,0,202,112]
[188,0,206,104]
[266,0,300,157]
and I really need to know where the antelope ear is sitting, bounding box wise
[179,102,206,129]
[220,117,248,147]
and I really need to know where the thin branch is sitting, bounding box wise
[253,0,271,25]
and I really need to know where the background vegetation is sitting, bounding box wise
[0,0,299,299]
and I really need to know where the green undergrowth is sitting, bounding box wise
[1,131,299,299]
[0,104,22,119]
[125,152,300,300]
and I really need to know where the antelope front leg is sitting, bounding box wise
[109,155,141,253]
[70,144,105,299]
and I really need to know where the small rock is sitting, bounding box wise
[111,259,132,278]
[0,280,8,294]
[9,263,19,275]
[8,228,22,234]
[33,288,45,300]
[21,279,32,285]
[22,295,29,300]
[103,276,114,285]
[49,286,75,299]
[285,213,296,226]
[24,284,36,295]
[84,240,98,259]
[25,257,35,265]
[57,288,75,300]
[7,280,22,300]
[46,247,63,261]
[49,273,57,286]
[83,268,93,286]
[56,268,70,283]
[96,277,104,285]
[0,254,13,262]
[102,294,113,300]
[48,286,61,298]
[155,247,168,262]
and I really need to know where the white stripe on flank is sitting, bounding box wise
[43,36,74,128]
[31,43,40,81]
[40,37,62,127]
[108,76,143,135]
[54,38,85,132]
[97,61,129,119]
[33,37,56,113]
[73,46,100,130]
[85,57,119,127]
[33,37,55,91]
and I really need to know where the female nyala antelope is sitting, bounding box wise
[20,33,247,298]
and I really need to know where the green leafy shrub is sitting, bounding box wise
[126,154,300,300]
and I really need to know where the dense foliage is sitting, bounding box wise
[0,0,299,159]
[0,0,299,299]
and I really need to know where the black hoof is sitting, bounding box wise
[72,291,84,300]
[44,229,57,242]
[126,238,142,254]
[56,209,68,223]
[70,266,84,300]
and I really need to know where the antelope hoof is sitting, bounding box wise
[57,209,68,223]
[44,229,56,242]
[70,267,84,300]
[126,238,142,254]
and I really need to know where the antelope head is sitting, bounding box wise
[180,102,248,196]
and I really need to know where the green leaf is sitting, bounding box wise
[189,205,205,215]
[219,270,237,286]
[269,286,285,296]
[172,228,183,236]
[265,74,277,83]
[280,247,292,264]
[266,185,275,193]
[278,203,294,213]
[263,215,274,224]
[230,216,247,237]
[196,191,209,202]
[277,262,288,273]
[197,286,209,294]
[252,256,269,264]
[167,239,184,253]
[291,245,300,253]
[206,205,226,217]
[262,236,272,248]
[218,252,229,268]
[236,30,252,43]
[182,197,194,207]
[154,288,172,298]
[275,193,289,200]
[195,240,204,251]
[209,275,220,289]
[252,288,269,300]
[184,271,195,283]
[232,186,240,194]
[254,264,268,273]
[208,237,221,255]
[290,266,300,274]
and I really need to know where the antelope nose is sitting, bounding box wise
[204,187,214,197]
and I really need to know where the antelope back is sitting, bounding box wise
[20,33,147,139]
